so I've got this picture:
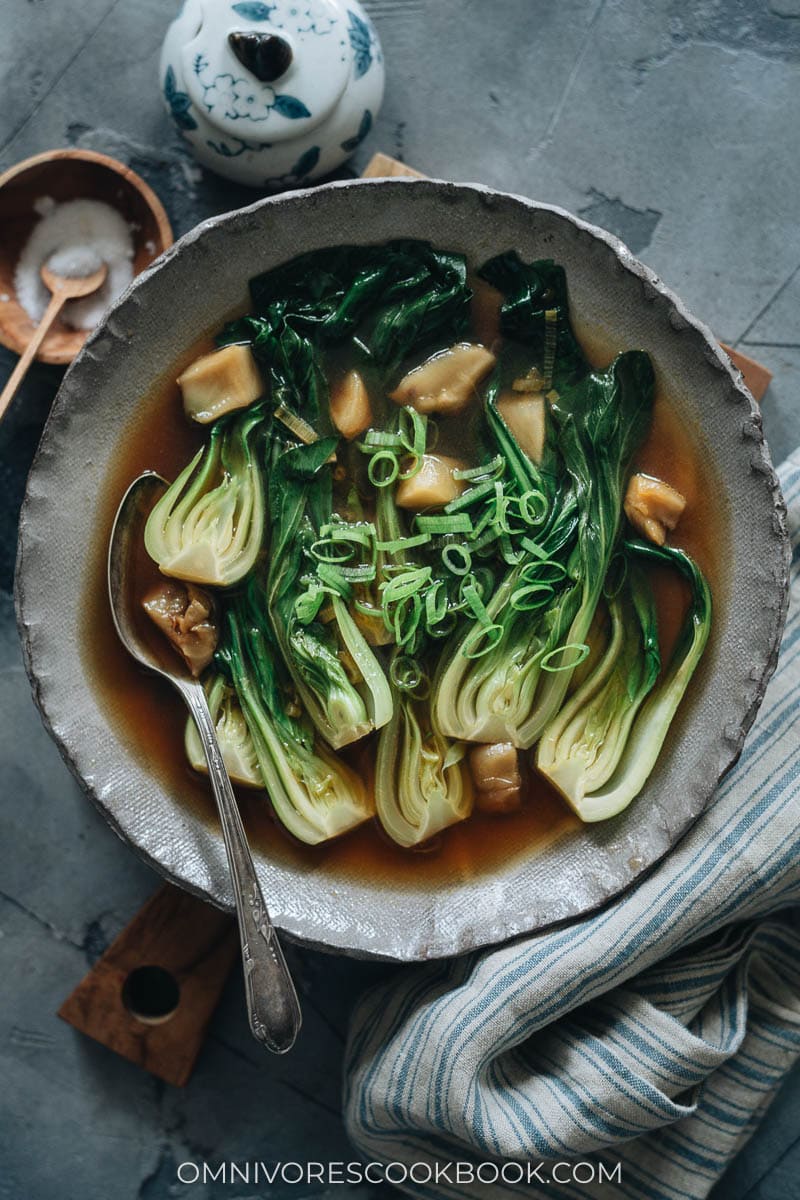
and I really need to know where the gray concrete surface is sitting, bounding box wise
[1,1,798,1197]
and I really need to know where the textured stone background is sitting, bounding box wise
[1,1,799,1197]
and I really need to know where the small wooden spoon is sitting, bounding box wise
[0,260,108,422]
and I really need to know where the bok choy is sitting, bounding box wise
[434,349,654,747]
[185,673,262,788]
[221,579,374,845]
[266,433,392,749]
[144,409,264,587]
[376,671,473,848]
[537,541,711,820]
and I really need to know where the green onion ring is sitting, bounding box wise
[539,642,590,672]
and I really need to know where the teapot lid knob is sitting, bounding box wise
[228,30,293,83]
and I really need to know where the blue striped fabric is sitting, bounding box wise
[344,452,800,1200]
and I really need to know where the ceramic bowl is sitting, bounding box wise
[15,179,789,960]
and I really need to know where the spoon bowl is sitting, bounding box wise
[0,148,172,365]
[40,261,110,302]
[108,471,302,1054]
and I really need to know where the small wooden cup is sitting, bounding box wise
[0,149,173,365]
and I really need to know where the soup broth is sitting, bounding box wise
[81,269,725,887]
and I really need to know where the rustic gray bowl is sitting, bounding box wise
[15,179,789,960]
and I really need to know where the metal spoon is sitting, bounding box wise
[0,261,108,423]
[108,471,302,1054]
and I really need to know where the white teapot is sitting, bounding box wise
[160,0,384,188]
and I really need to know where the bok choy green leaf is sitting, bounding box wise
[144,410,265,587]
[219,240,472,423]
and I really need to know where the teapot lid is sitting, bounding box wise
[181,0,357,143]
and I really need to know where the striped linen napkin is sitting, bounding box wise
[344,451,800,1200]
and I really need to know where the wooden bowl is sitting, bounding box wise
[0,149,173,365]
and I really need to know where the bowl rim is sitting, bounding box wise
[14,176,791,960]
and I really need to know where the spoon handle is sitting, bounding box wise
[0,290,65,423]
[181,682,302,1053]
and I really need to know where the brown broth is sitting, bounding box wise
[80,288,726,890]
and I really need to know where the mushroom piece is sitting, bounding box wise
[178,343,263,424]
[389,343,496,416]
[468,742,523,814]
[496,393,547,464]
[330,369,373,440]
[142,580,218,677]
[395,454,467,510]
[624,473,687,546]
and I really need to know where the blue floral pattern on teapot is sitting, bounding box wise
[160,0,384,188]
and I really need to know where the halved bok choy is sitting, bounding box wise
[434,349,653,748]
[144,409,265,587]
[266,433,392,749]
[184,673,262,788]
[376,656,473,847]
[536,541,711,820]
[221,579,374,845]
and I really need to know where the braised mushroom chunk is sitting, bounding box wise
[395,453,467,509]
[142,580,218,677]
[468,742,523,814]
[330,369,373,440]
[624,472,687,546]
[178,343,263,425]
[389,343,496,416]
[496,393,546,464]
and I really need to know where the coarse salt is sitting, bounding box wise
[14,197,135,331]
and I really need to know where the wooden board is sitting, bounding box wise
[58,884,238,1088]
[361,153,772,402]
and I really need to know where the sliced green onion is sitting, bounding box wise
[316,561,353,599]
[319,521,375,547]
[520,537,550,560]
[461,580,492,626]
[340,563,377,583]
[415,513,473,535]
[425,580,449,628]
[444,480,496,514]
[380,567,432,605]
[390,654,425,692]
[398,406,427,458]
[368,451,400,488]
[539,642,590,672]
[375,532,431,553]
[462,622,504,659]
[392,594,423,648]
[309,538,355,564]
[510,582,555,611]
[274,403,323,448]
[452,455,504,481]
[360,429,403,449]
[442,542,472,576]
[518,489,548,525]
